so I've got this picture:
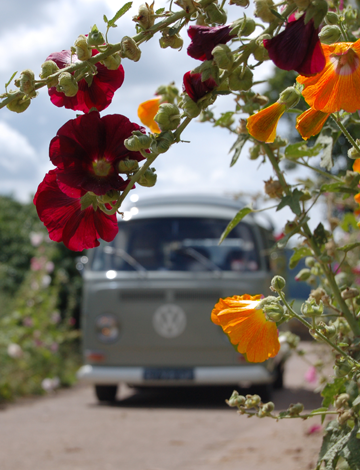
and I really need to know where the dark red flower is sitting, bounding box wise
[46,49,124,112]
[183,72,217,102]
[263,14,325,76]
[187,24,235,61]
[49,111,146,196]
[34,170,118,251]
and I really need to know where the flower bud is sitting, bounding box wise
[57,72,78,97]
[325,11,339,25]
[271,275,286,292]
[40,60,59,88]
[249,144,261,160]
[230,0,250,5]
[212,44,234,70]
[333,318,351,335]
[101,53,121,70]
[263,303,285,322]
[227,390,246,407]
[121,37,141,62]
[304,0,328,29]
[180,94,201,118]
[239,17,256,37]
[138,167,157,187]
[288,403,304,416]
[334,393,350,409]
[204,3,227,24]
[347,141,360,159]
[264,177,284,198]
[278,87,301,109]
[87,25,105,46]
[245,394,261,407]
[301,298,324,317]
[17,69,36,97]
[118,159,139,174]
[319,25,341,44]
[317,322,336,339]
[6,95,31,113]
[254,0,277,23]
[124,131,152,151]
[159,33,184,50]
[229,67,253,91]
[258,401,275,416]
[253,43,270,61]
[151,131,175,154]
[154,103,181,131]
[295,268,312,282]
[305,257,316,268]
[284,220,299,234]
[133,2,155,30]
[74,35,92,61]
[341,287,359,300]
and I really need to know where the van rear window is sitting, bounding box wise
[91,217,260,272]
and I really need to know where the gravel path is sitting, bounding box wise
[0,344,326,470]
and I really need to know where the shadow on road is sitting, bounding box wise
[94,385,322,411]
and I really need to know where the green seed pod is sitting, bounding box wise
[101,53,121,70]
[87,25,105,46]
[253,44,270,61]
[124,131,152,151]
[40,60,59,88]
[305,257,316,268]
[121,36,141,62]
[288,403,304,416]
[304,0,328,29]
[325,11,339,25]
[301,298,324,317]
[57,72,78,97]
[159,33,184,50]
[6,95,31,113]
[17,69,36,97]
[138,167,157,187]
[154,103,181,131]
[295,268,312,282]
[263,303,285,322]
[334,358,352,378]
[232,17,256,37]
[118,159,139,174]
[332,318,351,335]
[212,44,234,70]
[204,3,227,24]
[319,25,341,44]
[227,390,246,407]
[150,131,175,154]
[271,275,286,292]
[249,144,261,160]
[180,94,201,118]
[245,394,261,408]
[229,66,253,91]
[259,401,275,416]
[74,35,92,61]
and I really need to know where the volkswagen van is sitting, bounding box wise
[77,194,284,401]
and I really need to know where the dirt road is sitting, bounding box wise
[0,346,325,470]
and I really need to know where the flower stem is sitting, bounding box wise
[285,158,343,182]
[332,115,360,154]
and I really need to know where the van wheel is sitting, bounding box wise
[273,361,285,390]
[95,385,118,402]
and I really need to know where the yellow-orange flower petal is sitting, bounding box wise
[353,159,360,173]
[246,103,286,143]
[296,108,330,140]
[211,294,280,363]
[138,98,161,133]
[297,40,360,114]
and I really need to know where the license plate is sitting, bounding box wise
[143,368,194,381]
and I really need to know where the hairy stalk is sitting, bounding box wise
[333,115,360,154]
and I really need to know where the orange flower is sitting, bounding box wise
[353,159,360,173]
[297,40,360,113]
[211,294,280,363]
[246,102,286,143]
[296,108,330,140]
[137,98,161,133]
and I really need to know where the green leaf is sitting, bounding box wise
[103,14,109,24]
[5,71,17,90]
[314,222,328,246]
[340,425,360,470]
[214,112,235,128]
[285,141,323,160]
[108,2,133,27]
[321,378,346,407]
[269,8,285,21]
[219,206,253,244]
[155,7,165,14]
[320,182,358,195]
[229,134,249,167]
[289,246,313,269]
[168,20,182,36]
[340,213,358,232]
[352,396,360,408]
[316,129,334,171]
[277,188,303,216]
[310,407,328,415]
[338,242,360,253]
[318,420,352,470]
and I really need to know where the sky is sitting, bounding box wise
[0,0,311,232]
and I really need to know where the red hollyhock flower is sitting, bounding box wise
[263,14,325,76]
[49,111,146,196]
[46,49,124,112]
[183,72,217,102]
[34,170,118,251]
[187,25,234,61]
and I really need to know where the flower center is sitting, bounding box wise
[92,159,112,177]
[330,46,360,76]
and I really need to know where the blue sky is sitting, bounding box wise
[0,0,310,230]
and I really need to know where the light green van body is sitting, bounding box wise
[77,195,283,394]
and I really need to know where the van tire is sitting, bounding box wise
[273,361,285,390]
[95,385,118,402]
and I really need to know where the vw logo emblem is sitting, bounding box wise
[152,304,187,338]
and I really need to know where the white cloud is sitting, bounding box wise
[0,121,36,171]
